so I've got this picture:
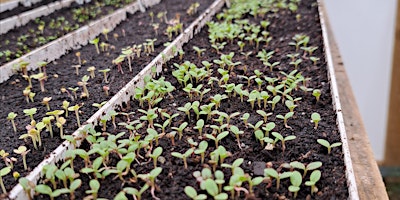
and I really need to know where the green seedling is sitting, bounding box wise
[272,132,296,152]
[7,112,17,133]
[85,179,100,199]
[137,167,162,200]
[23,108,37,122]
[310,56,320,65]
[204,179,228,200]
[290,161,322,178]
[317,139,342,154]
[194,119,204,136]
[221,158,244,174]
[194,141,208,164]
[262,122,275,137]
[305,170,321,195]
[230,125,244,149]
[19,178,34,200]
[35,184,69,200]
[122,185,149,200]
[0,166,11,194]
[68,87,79,100]
[149,147,163,168]
[256,110,272,123]
[42,116,54,138]
[90,38,100,54]
[241,113,250,127]
[268,95,281,111]
[138,108,158,128]
[99,68,111,83]
[31,72,46,92]
[184,186,207,200]
[312,89,321,102]
[288,171,302,198]
[276,111,294,128]
[205,131,229,148]
[193,46,206,58]
[78,75,90,98]
[264,168,292,190]
[285,100,297,112]
[171,148,194,169]
[311,112,321,129]
[68,104,82,127]
[171,122,188,140]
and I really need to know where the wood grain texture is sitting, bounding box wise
[320,1,389,199]
[384,0,400,167]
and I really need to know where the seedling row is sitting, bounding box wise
[0,0,215,197]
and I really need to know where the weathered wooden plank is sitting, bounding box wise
[384,0,400,167]
[320,2,389,199]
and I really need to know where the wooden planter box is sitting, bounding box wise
[0,0,388,199]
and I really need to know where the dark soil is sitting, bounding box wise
[0,0,55,20]
[0,0,135,65]
[0,0,215,195]
[34,0,349,199]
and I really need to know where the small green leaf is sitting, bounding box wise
[184,186,197,198]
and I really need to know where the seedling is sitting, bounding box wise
[312,89,321,102]
[305,170,321,195]
[272,132,296,152]
[268,95,281,111]
[77,75,90,98]
[171,122,188,140]
[137,167,162,200]
[204,179,228,199]
[23,108,37,121]
[42,116,54,138]
[194,119,205,136]
[288,171,302,198]
[42,97,52,110]
[221,158,244,174]
[0,167,11,193]
[31,72,46,92]
[7,112,17,133]
[194,141,208,164]
[171,148,194,169]
[68,87,79,100]
[184,186,207,200]
[14,146,30,171]
[264,168,292,190]
[310,56,320,65]
[317,139,342,154]
[75,52,82,65]
[149,147,163,168]
[68,104,82,127]
[256,110,272,122]
[85,179,100,199]
[205,131,229,148]
[230,125,244,149]
[19,178,34,200]
[241,113,250,127]
[311,112,321,129]
[89,37,100,54]
[72,65,81,76]
[87,66,96,78]
[193,46,206,58]
[99,68,111,83]
[102,28,109,41]
[290,161,322,178]
[276,111,294,128]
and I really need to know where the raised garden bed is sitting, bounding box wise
[0,0,216,198]
[1,0,359,199]
[0,0,135,61]
[0,0,54,20]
